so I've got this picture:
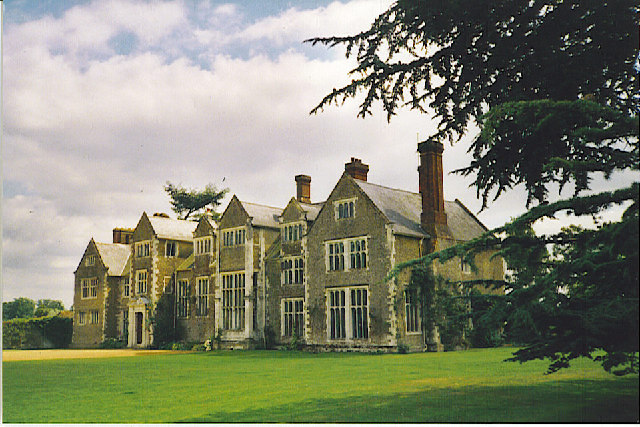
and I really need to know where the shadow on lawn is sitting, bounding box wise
[177,377,639,423]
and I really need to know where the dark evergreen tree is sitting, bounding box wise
[164,182,227,220]
[308,0,638,374]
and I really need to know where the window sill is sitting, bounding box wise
[326,269,369,273]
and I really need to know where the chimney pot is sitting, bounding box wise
[295,174,311,203]
[345,157,369,181]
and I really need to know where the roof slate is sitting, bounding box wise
[354,179,486,241]
[299,202,324,221]
[241,201,283,229]
[445,199,487,241]
[149,216,198,241]
[94,242,131,276]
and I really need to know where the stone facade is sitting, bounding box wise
[72,143,504,351]
[72,239,129,348]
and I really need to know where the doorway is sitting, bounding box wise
[135,312,143,345]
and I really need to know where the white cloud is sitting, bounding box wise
[234,0,390,46]
[3,1,398,306]
[3,0,637,308]
[5,0,186,57]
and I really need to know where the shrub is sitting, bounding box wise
[2,315,72,349]
[150,293,179,348]
[469,291,507,348]
[171,342,188,351]
[99,338,126,349]
[263,326,276,350]
[211,330,223,350]
[191,343,206,352]
[42,315,73,348]
[281,332,303,351]
[397,343,409,354]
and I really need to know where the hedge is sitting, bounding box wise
[3,315,73,349]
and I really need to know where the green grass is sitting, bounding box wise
[3,347,638,423]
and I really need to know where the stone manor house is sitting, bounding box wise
[72,141,504,350]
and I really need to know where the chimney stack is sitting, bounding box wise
[113,227,133,244]
[345,157,369,181]
[295,174,311,203]
[418,140,447,233]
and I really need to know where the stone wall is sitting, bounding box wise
[306,176,393,348]
[71,245,108,348]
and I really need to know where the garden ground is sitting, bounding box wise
[2,348,181,361]
[3,347,638,423]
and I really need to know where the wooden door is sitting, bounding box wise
[135,312,143,345]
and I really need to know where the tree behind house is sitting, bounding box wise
[34,299,65,317]
[164,182,227,220]
[3,298,36,320]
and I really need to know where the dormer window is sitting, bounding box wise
[136,241,150,258]
[282,222,303,242]
[222,228,246,247]
[194,237,213,255]
[334,198,356,220]
[165,241,177,257]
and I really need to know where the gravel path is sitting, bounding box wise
[2,349,185,361]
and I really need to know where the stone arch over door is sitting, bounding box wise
[128,298,151,348]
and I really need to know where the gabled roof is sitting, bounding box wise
[94,242,131,276]
[241,201,282,229]
[148,215,198,241]
[353,179,486,241]
[299,202,324,221]
[194,215,217,237]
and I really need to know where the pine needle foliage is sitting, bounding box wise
[164,182,228,220]
[308,0,639,374]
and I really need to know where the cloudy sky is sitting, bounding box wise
[2,0,636,309]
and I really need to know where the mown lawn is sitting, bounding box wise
[3,347,638,423]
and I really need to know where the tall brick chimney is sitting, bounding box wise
[345,157,369,181]
[113,227,133,244]
[418,140,448,234]
[295,174,311,203]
